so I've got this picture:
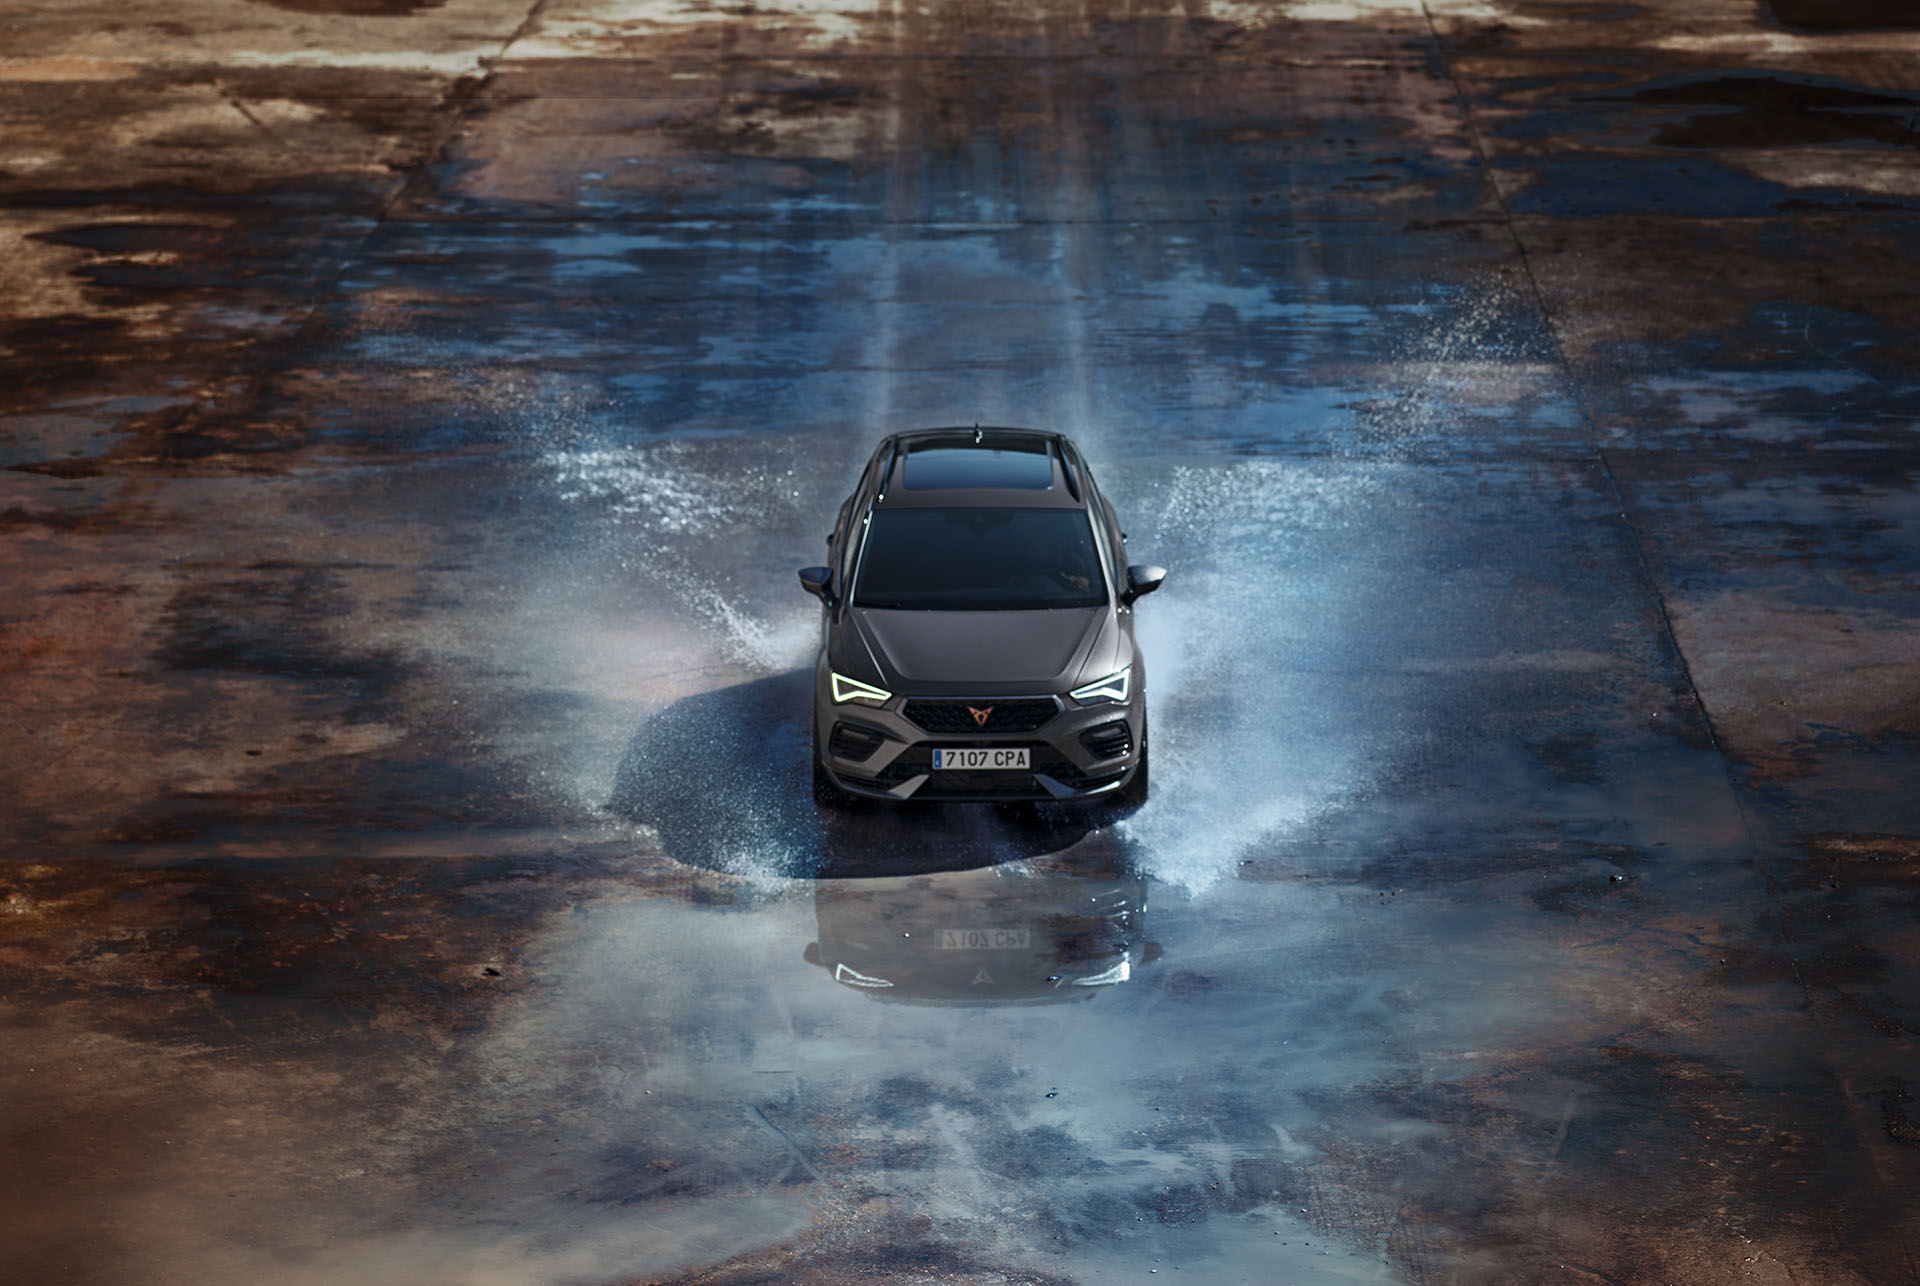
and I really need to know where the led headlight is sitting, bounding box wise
[1069,666,1131,706]
[1069,959,1132,987]
[830,671,892,707]
[833,963,894,989]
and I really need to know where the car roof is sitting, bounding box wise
[870,427,1090,510]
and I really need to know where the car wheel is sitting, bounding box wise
[812,729,849,808]
[1118,726,1149,807]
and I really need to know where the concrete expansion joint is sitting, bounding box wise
[1416,0,1736,765]
[1411,0,1833,1042]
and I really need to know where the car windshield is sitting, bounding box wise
[853,507,1107,611]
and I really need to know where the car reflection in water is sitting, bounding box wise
[804,836,1161,1004]
[605,667,1161,1000]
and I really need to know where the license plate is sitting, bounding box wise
[931,747,1029,771]
[938,928,1031,950]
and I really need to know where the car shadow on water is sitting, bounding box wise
[608,669,1162,1002]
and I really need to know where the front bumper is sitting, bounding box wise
[815,672,1143,803]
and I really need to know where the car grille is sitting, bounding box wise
[829,722,886,763]
[903,697,1060,734]
[1079,720,1132,760]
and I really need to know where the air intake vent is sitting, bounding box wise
[828,722,886,762]
[1079,721,1132,760]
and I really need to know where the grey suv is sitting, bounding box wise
[799,428,1163,804]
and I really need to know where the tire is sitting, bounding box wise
[1117,727,1149,807]
[812,726,849,809]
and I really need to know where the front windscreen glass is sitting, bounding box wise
[853,507,1107,610]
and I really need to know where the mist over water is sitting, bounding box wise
[516,202,1429,890]
[520,299,1414,890]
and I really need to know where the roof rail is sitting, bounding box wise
[1053,435,1082,501]
[876,437,904,502]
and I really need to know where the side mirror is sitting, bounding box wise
[798,566,835,605]
[1123,564,1166,604]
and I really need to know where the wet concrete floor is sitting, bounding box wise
[3,1,1919,1282]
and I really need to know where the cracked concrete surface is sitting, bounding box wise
[2,0,1918,1283]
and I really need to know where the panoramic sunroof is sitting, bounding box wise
[903,446,1054,491]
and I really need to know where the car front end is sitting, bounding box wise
[813,651,1145,803]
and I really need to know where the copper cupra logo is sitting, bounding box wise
[968,706,994,727]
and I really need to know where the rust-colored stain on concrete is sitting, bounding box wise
[2,0,1918,1283]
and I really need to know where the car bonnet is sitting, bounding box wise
[845,605,1119,691]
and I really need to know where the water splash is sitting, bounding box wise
[1116,459,1395,891]
[544,443,736,531]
